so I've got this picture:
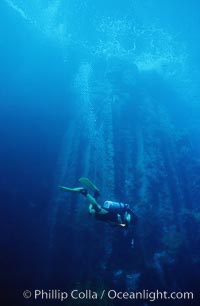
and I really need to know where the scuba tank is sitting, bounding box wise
[102,201,129,214]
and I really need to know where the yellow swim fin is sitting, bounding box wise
[79,177,100,193]
[59,186,84,193]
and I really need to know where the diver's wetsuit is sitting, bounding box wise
[94,210,119,223]
[96,200,132,225]
[81,188,133,226]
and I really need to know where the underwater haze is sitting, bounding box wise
[0,0,200,305]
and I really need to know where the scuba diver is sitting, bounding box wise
[59,177,136,229]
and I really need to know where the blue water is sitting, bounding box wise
[1,1,200,305]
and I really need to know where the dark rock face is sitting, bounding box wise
[51,59,200,300]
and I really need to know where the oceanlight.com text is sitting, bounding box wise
[23,289,194,302]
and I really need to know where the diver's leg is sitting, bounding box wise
[81,190,108,214]
[93,189,100,199]
[79,177,100,198]
[59,185,102,212]
[59,185,94,202]
[80,189,102,212]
